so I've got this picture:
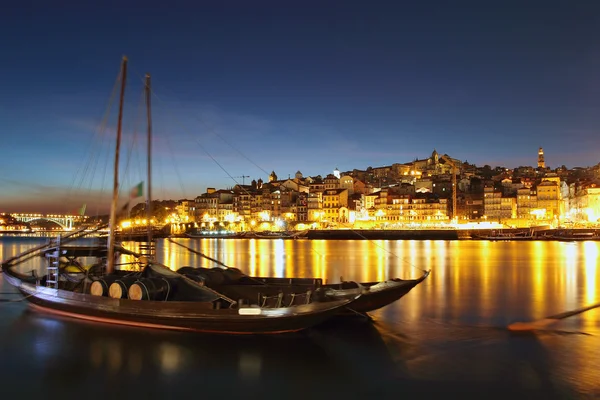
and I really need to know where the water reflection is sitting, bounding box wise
[2,310,403,397]
[2,237,600,397]
[583,242,597,305]
[3,237,599,326]
[311,240,327,281]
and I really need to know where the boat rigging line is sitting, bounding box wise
[66,64,121,218]
[166,238,270,286]
[126,59,428,278]
[127,65,270,190]
[166,237,232,269]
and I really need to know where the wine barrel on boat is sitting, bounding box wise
[128,277,171,301]
[108,277,138,299]
[90,275,121,297]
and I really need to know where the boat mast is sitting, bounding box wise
[107,56,128,274]
[145,73,153,248]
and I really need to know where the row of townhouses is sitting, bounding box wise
[173,149,600,229]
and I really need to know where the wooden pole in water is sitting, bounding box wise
[508,302,600,331]
[107,56,128,274]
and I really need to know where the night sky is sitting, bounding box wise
[1,0,600,214]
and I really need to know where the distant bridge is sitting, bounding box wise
[11,213,86,230]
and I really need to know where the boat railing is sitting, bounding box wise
[258,290,313,308]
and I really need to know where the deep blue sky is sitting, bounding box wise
[1,1,600,214]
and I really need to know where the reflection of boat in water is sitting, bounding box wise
[0,57,359,335]
[2,310,399,398]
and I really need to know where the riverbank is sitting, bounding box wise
[307,227,600,240]
[306,229,460,240]
[3,227,600,241]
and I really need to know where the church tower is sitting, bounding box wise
[537,147,545,169]
[269,171,278,182]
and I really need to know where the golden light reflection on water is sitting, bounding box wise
[563,244,578,312]
[531,241,545,317]
[421,240,432,272]
[159,343,183,374]
[582,242,597,305]
[374,242,385,282]
[4,237,600,397]
[479,241,492,314]
[310,240,327,281]
[248,239,257,276]
[0,238,47,274]
[120,239,600,326]
[284,240,295,278]
[273,240,285,277]
[2,237,599,326]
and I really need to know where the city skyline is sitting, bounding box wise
[2,1,600,214]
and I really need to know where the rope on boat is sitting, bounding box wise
[166,238,232,269]
[66,92,116,210]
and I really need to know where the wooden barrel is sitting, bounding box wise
[90,276,120,296]
[128,278,171,301]
[108,277,138,299]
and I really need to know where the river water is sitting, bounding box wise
[0,237,599,399]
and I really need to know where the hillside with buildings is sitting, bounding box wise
[140,148,600,231]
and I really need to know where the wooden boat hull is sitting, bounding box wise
[222,270,431,315]
[326,272,430,313]
[2,268,357,335]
